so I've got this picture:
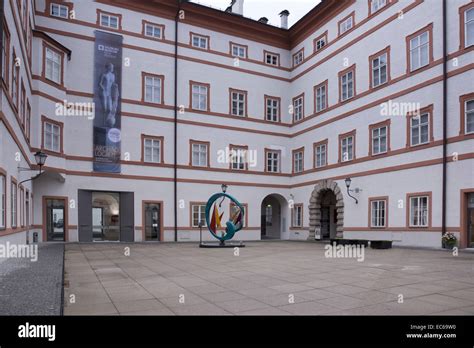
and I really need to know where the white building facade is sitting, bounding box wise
[0,0,473,247]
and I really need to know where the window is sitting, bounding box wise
[0,174,5,229]
[409,195,429,227]
[143,74,163,104]
[20,187,24,227]
[1,23,10,86]
[293,94,304,122]
[265,150,280,173]
[293,148,304,173]
[43,120,61,152]
[50,3,69,18]
[314,140,327,168]
[313,31,327,52]
[230,43,247,58]
[99,12,120,29]
[461,94,474,134]
[230,146,248,170]
[143,136,162,163]
[339,66,355,101]
[264,51,279,66]
[407,25,432,72]
[410,112,430,146]
[20,81,25,125]
[370,48,389,88]
[190,82,209,111]
[191,33,209,50]
[370,199,387,228]
[26,101,31,141]
[371,125,388,155]
[191,204,206,227]
[144,22,163,40]
[292,204,303,227]
[265,96,280,122]
[370,0,387,14]
[339,13,354,35]
[11,180,17,228]
[314,81,327,113]
[463,6,474,48]
[190,141,209,167]
[230,89,247,117]
[12,52,19,106]
[339,131,355,162]
[44,46,62,84]
[293,49,304,67]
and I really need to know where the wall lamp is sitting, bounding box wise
[221,183,228,193]
[18,151,48,185]
[345,177,359,204]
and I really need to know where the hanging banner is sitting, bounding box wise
[93,31,123,173]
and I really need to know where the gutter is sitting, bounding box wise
[441,0,447,237]
[173,1,181,242]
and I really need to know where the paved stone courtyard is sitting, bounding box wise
[63,241,474,315]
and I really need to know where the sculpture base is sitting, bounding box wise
[199,241,246,248]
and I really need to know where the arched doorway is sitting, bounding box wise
[308,179,344,240]
[261,194,289,240]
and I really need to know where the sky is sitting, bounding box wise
[190,0,320,28]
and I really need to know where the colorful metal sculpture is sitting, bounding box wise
[205,192,245,243]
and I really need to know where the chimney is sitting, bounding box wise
[231,0,244,16]
[279,10,290,29]
[258,17,269,24]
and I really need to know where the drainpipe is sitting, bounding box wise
[441,0,447,237]
[173,1,181,242]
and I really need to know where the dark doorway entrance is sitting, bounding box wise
[319,189,337,240]
[143,201,162,241]
[261,194,288,239]
[45,198,66,241]
[468,193,474,248]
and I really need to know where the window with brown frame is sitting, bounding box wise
[292,204,303,228]
[142,20,165,40]
[12,50,19,108]
[314,80,328,113]
[292,147,304,173]
[313,139,328,168]
[26,100,31,141]
[20,80,25,126]
[11,178,17,228]
[229,88,247,117]
[292,48,304,67]
[265,149,281,173]
[406,105,434,147]
[369,46,390,89]
[369,0,388,16]
[190,81,210,112]
[313,31,328,53]
[460,93,474,135]
[407,192,432,228]
[50,2,70,19]
[264,50,279,66]
[19,186,24,227]
[97,9,122,30]
[141,135,164,164]
[460,2,474,49]
[369,119,390,156]
[43,42,64,85]
[265,95,280,122]
[190,140,209,167]
[142,73,164,105]
[41,115,64,154]
[0,172,6,230]
[190,32,209,50]
[1,21,10,88]
[369,196,388,228]
[229,144,248,171]
[406,23,433,73]
[339,65,356,102]
[339,130,356,162]
[338,12,355,36]
[293,94,304,122]
[230,42,248,58]
[191,203,206,227]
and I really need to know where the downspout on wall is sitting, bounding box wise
[173,1,181,242]
[441,0,447,237]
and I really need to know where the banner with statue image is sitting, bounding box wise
[93,31,123,173]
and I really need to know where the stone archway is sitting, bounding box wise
[308,179,344,240]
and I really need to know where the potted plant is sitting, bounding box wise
[442,232,457,250]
